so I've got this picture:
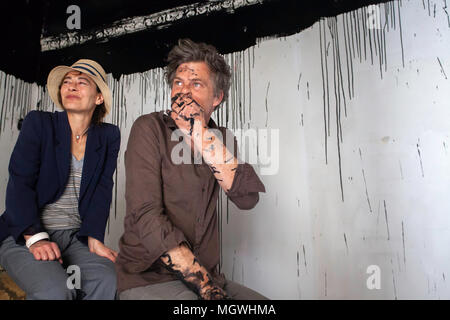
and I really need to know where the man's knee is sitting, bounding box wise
[119,281,198,300]
[224,280,269,300]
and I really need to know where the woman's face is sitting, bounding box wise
[60,71,103,114]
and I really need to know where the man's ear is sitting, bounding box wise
[212,91,224,109]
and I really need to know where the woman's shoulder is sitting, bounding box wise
[97,122,119,131]
[24,110,65,123]
[21,110,55,132]
[96,122,120,141]
[23,109,47,121]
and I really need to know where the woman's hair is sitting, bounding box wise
[91,87,107,126]
[165,38,231,106]
[58,81,106,126]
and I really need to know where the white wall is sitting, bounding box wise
[1,0,449,299]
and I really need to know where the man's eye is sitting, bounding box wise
[193,82,201,88]
[175,81,182,86]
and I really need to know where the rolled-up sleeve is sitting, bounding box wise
[125,116,188,267]
[222,128,266,210]
[226,162,266,210]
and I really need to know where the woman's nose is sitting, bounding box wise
[66,82,78,91]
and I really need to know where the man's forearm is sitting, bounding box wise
[192,125,238,192]
[160,243,228,299]
[168,97,239,192]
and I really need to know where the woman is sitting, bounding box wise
[0,59,120,299]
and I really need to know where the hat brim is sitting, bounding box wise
[47,66,112,114]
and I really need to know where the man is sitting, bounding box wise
[116,39,267,300]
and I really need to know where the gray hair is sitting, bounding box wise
[165,39,231,106]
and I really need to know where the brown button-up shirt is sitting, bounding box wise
[115,111,266,293]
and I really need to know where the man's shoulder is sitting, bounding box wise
[134,111,164,123]
[132,111,166,131]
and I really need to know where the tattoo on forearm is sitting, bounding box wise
[161,252,215,298]
[160,249,229,300]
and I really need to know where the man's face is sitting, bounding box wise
[60,71,103,113]
[170,62,223,120]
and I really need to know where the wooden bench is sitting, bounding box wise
[0,265,26,300]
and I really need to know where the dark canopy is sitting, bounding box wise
[0,0,390,85]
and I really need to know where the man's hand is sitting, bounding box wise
[200,283,229,300]
[168,93,206,135]
[168,92,238,193]
[88,236,118,263]
[25,235,63,264]
[160,243,230,300]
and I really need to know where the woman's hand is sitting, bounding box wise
[25,237,63,264]
[88,236,118,262]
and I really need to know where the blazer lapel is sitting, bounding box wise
[79,124,102,202]
[55,111,71,193]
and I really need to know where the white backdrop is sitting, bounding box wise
[1,1,449,299]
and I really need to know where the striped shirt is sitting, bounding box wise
[41,155,83,230]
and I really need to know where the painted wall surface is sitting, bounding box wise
[1,1,449,299]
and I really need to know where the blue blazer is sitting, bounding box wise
[0,110,120,245]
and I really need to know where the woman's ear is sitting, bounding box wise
[96,93,104,106]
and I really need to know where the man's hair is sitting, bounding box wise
[165,38,231,106]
